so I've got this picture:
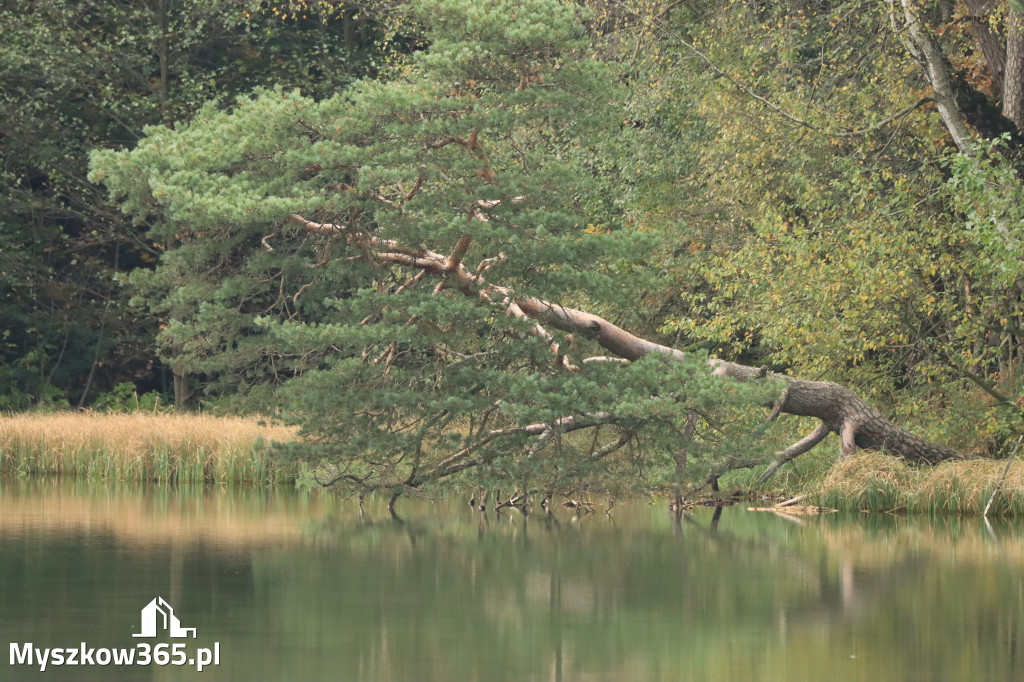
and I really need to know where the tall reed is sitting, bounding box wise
[0,412,297,484]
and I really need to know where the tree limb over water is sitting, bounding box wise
[291,211,961,493]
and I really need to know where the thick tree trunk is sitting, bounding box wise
[172,365,189,412]
[518,297,961,465]
[156,0,170,121]
[735,373,958,464]
[893,0,976,151]
[966,0,1007,97]
[895,0,1022,144]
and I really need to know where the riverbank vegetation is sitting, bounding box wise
[3,410,1024,514]
[0,413,297,484]
[5,0,1024,511]
[714,449,1024,515]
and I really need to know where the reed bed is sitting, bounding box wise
[0,412,298,484]
[818,451,1024,515]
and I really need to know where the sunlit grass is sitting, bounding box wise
[817,451,1024,515]
[0,412,298,484]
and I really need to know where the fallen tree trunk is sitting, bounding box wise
[518,297,962,467]
[292,214,962,487]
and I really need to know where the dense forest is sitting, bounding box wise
[1,0,404,409]
[5,0,1024,493]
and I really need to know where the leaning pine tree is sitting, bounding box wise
[91,0,959,504]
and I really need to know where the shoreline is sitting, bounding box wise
[3,412,1024,515]
[0,412,298,484]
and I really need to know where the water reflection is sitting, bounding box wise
[0,479,1020,681]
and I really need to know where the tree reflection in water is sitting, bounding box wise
[0,480,1019,681]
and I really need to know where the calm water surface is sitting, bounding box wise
[0,479,1021,681]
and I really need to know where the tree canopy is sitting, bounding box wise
[92,0,786,496]
[70,0,1024,497]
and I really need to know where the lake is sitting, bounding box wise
[0,479,1020,681]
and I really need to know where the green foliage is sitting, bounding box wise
[92,382,168,412]
[93,0,784,494]
[614,0,1024,453]
[946,137,1024,290]
[0,0,404,408]
[19,0,1022,496]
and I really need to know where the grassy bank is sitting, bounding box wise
[717,446,1024,515]
[0,412,297,484]
[814,452,1024,515]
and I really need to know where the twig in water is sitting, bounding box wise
[772,494,807,509]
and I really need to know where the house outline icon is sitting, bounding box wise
[133,597,197,638]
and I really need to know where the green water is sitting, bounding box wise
[0,480,1021,681]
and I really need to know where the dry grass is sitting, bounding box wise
[0,412,298,484]
[818,451,1024,515]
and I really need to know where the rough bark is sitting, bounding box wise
[966,0,1006,96]
[518,297,961,465]
[156,0,170,121]
[172,366,189,412]
[1006,8,1024,128]
[893,0,976,151]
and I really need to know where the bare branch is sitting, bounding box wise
[674,38,817,131]
[589,430,632,462]
[767,385,789,422]
[473,252,505,281]
[582,356,631,365]
[375,251,447,271]
[292,283,311,306]
[756,421,831,484]
[403,175,425,202]
[289,213,343,234]
[369,190,402,211]
[394,270,427,295]
[506,299,579,372]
